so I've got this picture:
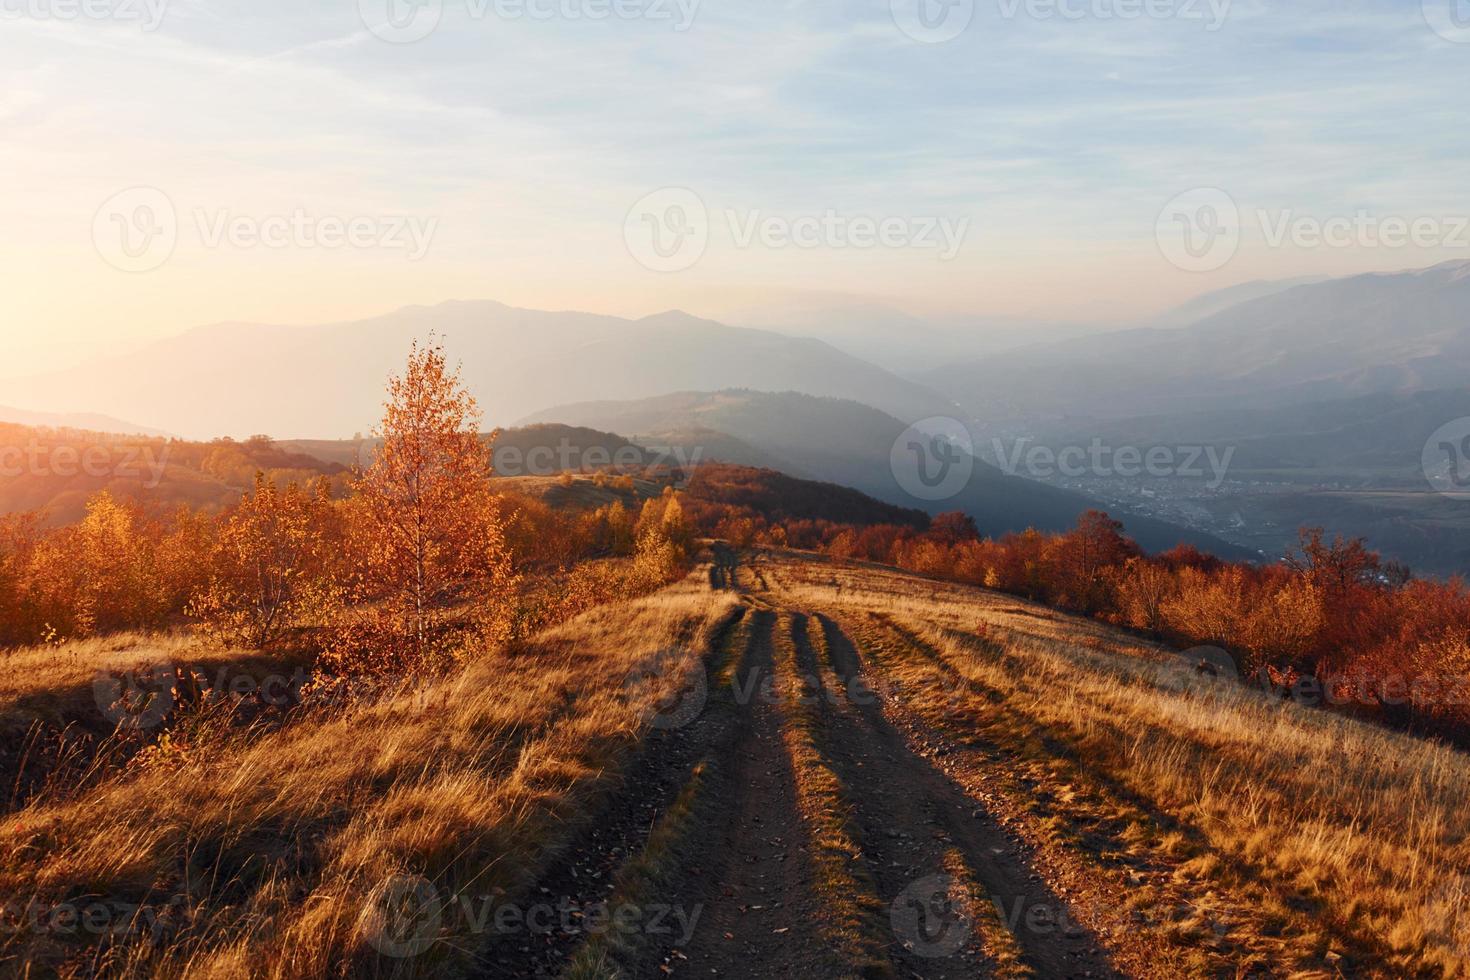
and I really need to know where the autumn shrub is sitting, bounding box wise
[188,475,340,648]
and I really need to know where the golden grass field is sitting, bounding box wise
[3,547,1468,978]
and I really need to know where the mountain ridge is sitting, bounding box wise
[4,301,960,440]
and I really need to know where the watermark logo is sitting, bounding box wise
[892,0,1229,42]
[356,877,703,958]
[1257,210,1470,252]
[1159,188,1470,272]
[92,663,176,731]
[0,441,171,489]
[891,417,975,502]
[93,188,438,272]
[1157,187,1239,273]
[891,875,973,958]
[0,0,170,30]
[998,0,1229,29]
[360,873,444,958]
[1423,0,1470,43]
[623,648,708,730]
[93,187,177,274]
[361,0,701,43]
[492,439,703,486]
[891,0,975,43]
[625,188,709,273]
[991,437,1235,489]
[724,210,969,261]
[1423,418,1470,495]
[624,188,971,272]
[1153,644,1241,697]
[0,895,188,940]
[359,0,443,43]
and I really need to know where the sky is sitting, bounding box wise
[2,0,1469,373]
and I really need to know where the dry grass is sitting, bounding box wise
[771,552,1470,978]
[9,549,1470,978]
[0,633,308,732]
[0,570,737,979]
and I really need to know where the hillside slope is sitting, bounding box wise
[0,425,343,525]
[6,550,1466,977]
[524,390,1260,560]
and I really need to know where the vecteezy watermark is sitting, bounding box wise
[1158,187,1470,273]
[624,188,709,273]
[1154,648,1470,711]
[1422,418,1470,496]
[358,874,703,958]
[623,648,708,730]
[93,187,178,274]
[1422,0,1470,44]
[1005,0,1229,29]
[1256,210,1470,252]
[891,877,1236,960]
[624,188,970,273]
[89,663,409,731]
[890,417,976,503]
[0,440,170,489]
[93,187,437,273]
[991,437,1236,490]
[357,0,701,44]
[891,875,975,958]
[491,439,703,485]
[0,895,189,940]
[891,0,1228,43]
[1151,644,1241,698]
[0,0,170,30]
[891,0,976,43]
[623,658,956,731]
[1156,187,1240,273]
[93,663,178,731]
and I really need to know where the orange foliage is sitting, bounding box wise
[328,340,517,675]
[188,475,340,648]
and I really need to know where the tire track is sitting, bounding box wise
[675,608,851,979]
[804,611,1123,980]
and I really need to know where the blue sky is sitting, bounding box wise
[3,0,1468,368]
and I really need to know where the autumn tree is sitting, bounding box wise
[0,513,39,647]
[632,490,693,586]
[929,511,980,546]
[336,340,516,673]
[1111,557,1177,633]
[580,499,636,557]
[1051,510,1139,613]
[28,492,162,638]
[189,475,337,648]
[1160,565,1248,650]
[1286,527,1380,594]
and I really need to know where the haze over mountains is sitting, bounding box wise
[2,303,958,440]
[10,259,1468,445]
[926,260,1470,422]
[6,258,1468,573]
[521,389,1256,560]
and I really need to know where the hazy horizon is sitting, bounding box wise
[6,0,1470,371]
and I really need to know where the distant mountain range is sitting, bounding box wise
[925,260,1470,421]
[3,303,958,440]
[8,259,1469,571]
[0,405,169,438]
[522,389,1257,560]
